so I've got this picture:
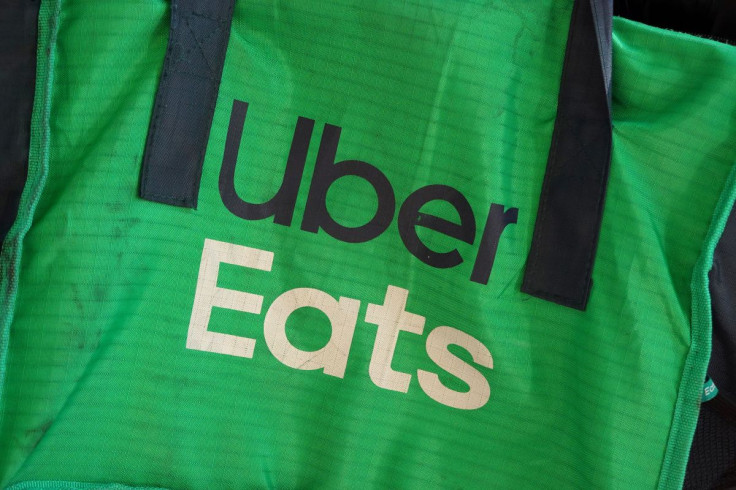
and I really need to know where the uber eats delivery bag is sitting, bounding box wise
[1,0,736,488]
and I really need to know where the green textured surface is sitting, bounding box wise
[1,1,736,488]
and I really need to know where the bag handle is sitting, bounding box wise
[139,0,614,311]
[139,0,236,207]
[521,0,613,310]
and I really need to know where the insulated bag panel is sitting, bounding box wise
[1,1,736,489]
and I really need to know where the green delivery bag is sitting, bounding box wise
[1,0,736,488]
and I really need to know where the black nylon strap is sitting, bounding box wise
[0,0,41,248]
[140,0,236,208]
[521,0,613,310]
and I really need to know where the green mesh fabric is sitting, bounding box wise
[1,1,735,488]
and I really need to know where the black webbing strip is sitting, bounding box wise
[140,0,236,208]
[521,0,613,311]
[0,1,41,248]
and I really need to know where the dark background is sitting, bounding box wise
[615,0,736,44]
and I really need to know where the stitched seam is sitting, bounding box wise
[171,13,226,68]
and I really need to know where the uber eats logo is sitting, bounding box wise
[187,100,519,410]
